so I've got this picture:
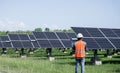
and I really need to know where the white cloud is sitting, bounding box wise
[0,20,27,31]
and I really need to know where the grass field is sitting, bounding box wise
[0,49,120,73]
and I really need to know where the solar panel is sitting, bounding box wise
[100,28,118,37]
[109,38,120,49]
[18,34,30,40]
[21,41,33,48]
[0,36,12,48]
[1,36,10,41]
[33,32,47,39]
[44,32,58,39]
[49,40,64,48]
[61,40,72,48]
[83,38,101,49]
[2,42,12,48]
[94,38,114,49]
[28,34,40,48]
[56,32,69,39]
[37,40,52,48]
[31,41,40,48]
[0,42,3,48]
[71,27,91,37]
[85,28,104,37]
[66,32,76,39]
[28,34,36,40]
[8,34,20,40]
[11,41,23,48]
[112,29,120,37]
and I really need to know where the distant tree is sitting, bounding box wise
[6,31,9,34]
[0,31,6,36]
[67,29,74,32]
[35,28,42,32]
[63,29,67,32]
[45,28,50,32]
[54,29,63,32]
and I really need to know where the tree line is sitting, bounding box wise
[0,27,73,36]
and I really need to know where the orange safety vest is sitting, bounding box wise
[75,40,86,58]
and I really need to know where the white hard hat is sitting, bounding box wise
[77,33,83,38]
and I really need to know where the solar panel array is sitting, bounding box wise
[0,32,76,49]
[71,27,120,49]
[0,27,119,50]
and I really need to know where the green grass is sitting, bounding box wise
[0,49,120,73]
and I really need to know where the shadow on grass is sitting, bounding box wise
[102,60,120,64]
[114,69,120,73]
[113,55,120,58]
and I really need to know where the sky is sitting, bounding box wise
[0,0,120,31]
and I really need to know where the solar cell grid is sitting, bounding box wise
[2,42,12,48]
[61,40,72,48]
[31,41,40,48]
[8,34,20,40]
[66,33,76,39]
[18,34,30,40]
[37,40,52,48]
[100,28,118,37]
[0,42,3,48]
[94,38,114,49]
[33,32,47,39]
[0,36,10,41]
[109,38,120,49]
[11,41,23,48]
[49,40,64,48]
[71,27,91,37]
[56,32,69,39]
[85,28,104,37]
[28,34,36,40]
[112,29,120,37]
[21,41,33,48]
[83,38,100,49]
[44,32,58,39]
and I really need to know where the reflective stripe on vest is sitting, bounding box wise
[75,40,86,58]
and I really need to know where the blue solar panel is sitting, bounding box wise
[66,33,76,39]
[0,36,12,48]
[28,34,40,48]
[0,42,3,48]
[2,42,12,48]
[33,32,47,39]
[11,41,23,48]
[94,38,114,49]
[8,34,20,40]
[21,41,33,48]
[56,32,69,39]
[83,38,100,49]
[112,29,120,37]
[109,38,120,49]
[44,32,58,39]
[100,28,118,37]
[37,40,51,48]
[31,41,40,48]
[85,28,104,37]
[0,36,10,41]
[49,40,64,48]
[28,34,36,40]
[61,40,72,48]
[18,34,30,40]
[71,27,91,37]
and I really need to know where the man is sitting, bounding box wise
[73,33,86,73]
